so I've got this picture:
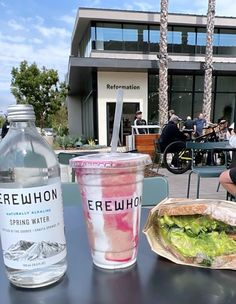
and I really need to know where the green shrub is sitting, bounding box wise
[55,135,79,149]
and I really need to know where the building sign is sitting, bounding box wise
[106,84,140,90]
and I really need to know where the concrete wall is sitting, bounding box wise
[67,95,82,136]
[97,71,148,145]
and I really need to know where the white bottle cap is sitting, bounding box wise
[7,104,36,121]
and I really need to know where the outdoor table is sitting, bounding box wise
[212,144,236,167]
[1,205,236,304]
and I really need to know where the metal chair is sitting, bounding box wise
[142,176,169,206]
[61,182,81,205]
[61,176,169,206]
[58,151,98,182]
[186,141,228,198]
[152,139,163,172]
[58,152,81,182]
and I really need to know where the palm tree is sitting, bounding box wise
[158,0,169,127]
[202,0,216,122]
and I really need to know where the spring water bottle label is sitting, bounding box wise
[0,182,66,270]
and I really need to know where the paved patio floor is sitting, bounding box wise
[60,164,227,201]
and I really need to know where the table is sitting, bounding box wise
[1,206,236,304]
[213,144,236,167]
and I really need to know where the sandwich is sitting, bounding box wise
[144,199,236,269]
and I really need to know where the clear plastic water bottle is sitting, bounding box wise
[0,104,67,288]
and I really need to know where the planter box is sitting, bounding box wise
[135,134,160,157]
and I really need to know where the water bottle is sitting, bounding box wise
[0,104,67,288]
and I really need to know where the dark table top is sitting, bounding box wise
[1,206,236,304]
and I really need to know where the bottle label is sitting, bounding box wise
[0,182,66,270]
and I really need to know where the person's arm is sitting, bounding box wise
[134,119,139,134]
[193,120,197,133]
[229,131,236,147]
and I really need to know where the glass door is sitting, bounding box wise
[107,102,140,146]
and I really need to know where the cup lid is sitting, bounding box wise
[70,152,151,169]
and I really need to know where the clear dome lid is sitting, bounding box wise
[70,152,151,169]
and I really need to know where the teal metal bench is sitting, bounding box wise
[61,176,169,206]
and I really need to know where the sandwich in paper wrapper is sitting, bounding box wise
[143,198,236,270]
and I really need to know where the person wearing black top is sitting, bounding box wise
[159,115,187,153]
[183,116,195,130]
[1,118,9,139]
[134,110,147,134]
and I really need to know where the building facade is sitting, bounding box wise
[67,7,236,145]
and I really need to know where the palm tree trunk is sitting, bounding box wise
[202,0,216,122]
[158,0,169,127]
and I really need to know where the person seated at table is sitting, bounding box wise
[218,119,229,141]
[194,113,207,137]
[134,110,147,134]
[219,129,236,196]
[182,116,195,139]
[168,109,175,119]
[159,115,187,153]
[227,123,235,142]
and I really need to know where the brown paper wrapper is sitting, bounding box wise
[143,198,236,270]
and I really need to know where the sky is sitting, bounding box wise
[0,0,236,114]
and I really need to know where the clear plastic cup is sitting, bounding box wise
[70,152,151,270]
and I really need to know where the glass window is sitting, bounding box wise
[214,93,234,124]
[91,26,96,50]
[218,29,236,55]
[96,23,123,51]
[193,93,214,121]
[217,76,236,92]
[171,27,196,53]
[149,74,159,92]
[196,28,218,54]
[148,74,159,123]
[123,24,148,52]
[167,26,173,52]
[150,26,160,52]
[196,28,206,54]
[195,75,215,92]
[195,76,204,92]
[171,75,193,91]
[79,26,92,57]
[148,92,159,123]
[170,92,192,120]
[193,93,203,118]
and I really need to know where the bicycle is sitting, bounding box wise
[162,124,225,174]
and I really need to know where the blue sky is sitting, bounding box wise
[0,0,236,114]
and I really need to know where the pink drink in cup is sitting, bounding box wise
[70,152,151,269]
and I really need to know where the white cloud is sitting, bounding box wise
[0,32,26,43]
[30,38,43,44]
[60,14,75,25]
[89,0,101,6]
[35,25,71,38]
[123,1,155,12]
[35,16,44,25]
[8,19,24,31]
[216,0,236,16]
[134,2,155,11]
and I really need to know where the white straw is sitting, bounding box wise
[111,89,124,153]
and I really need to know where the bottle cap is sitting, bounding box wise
[7,104,36,121]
